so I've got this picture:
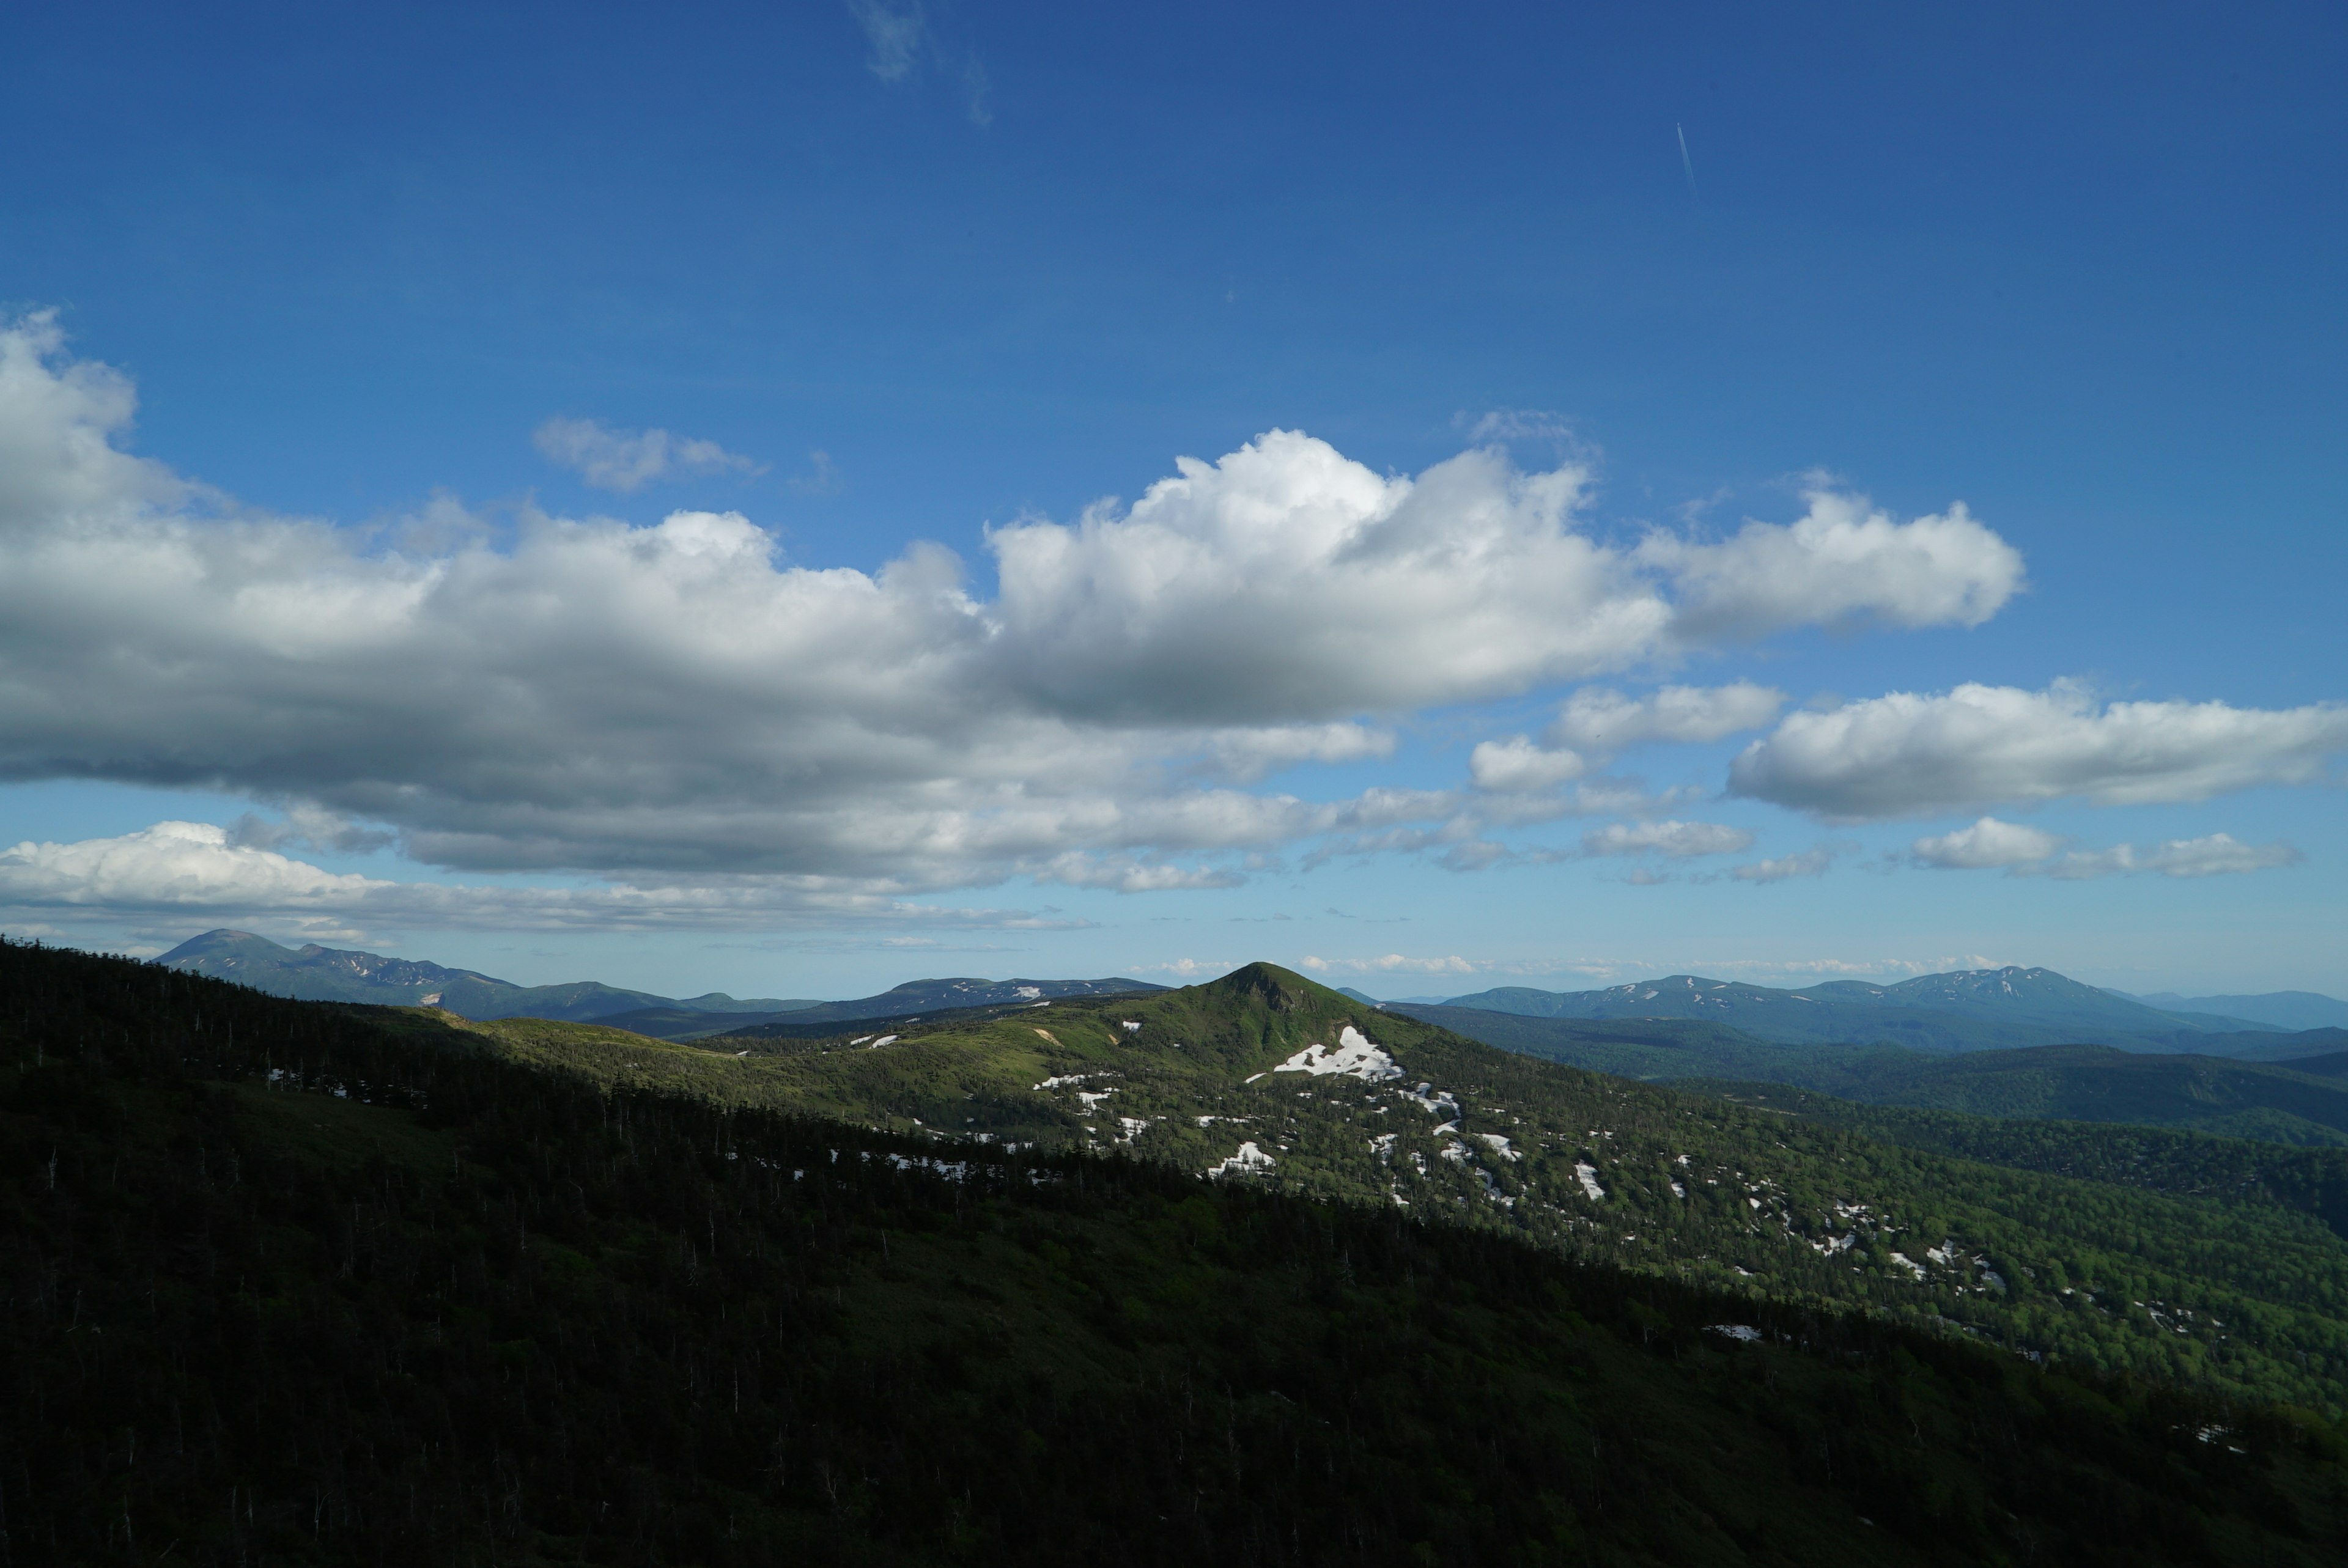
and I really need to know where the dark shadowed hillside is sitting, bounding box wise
[7,938,2348,1564]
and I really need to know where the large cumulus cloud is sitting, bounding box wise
[0,314,2031,910]
[1732,680,2348,820]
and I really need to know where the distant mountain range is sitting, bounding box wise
[157,931,2338,1061]
[597,976,1169,1039]
[2118,989,2348,1031]
[157,929,1162,1034]
[1392,1003,2348,1144]
[1434,965,2286,1053]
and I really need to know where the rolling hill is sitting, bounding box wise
[1401,1006,2348,1144]
[2127,990,2348,1032]
[341,961,2348,1418]
[1439,965,2280,1053]
[7,935,2347,1564]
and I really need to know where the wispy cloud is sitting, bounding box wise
[1729,847,1836,883]
[533,418,762,492]
[847,0,926,81]
[1299,953,1483,976]
[846,1,991,125]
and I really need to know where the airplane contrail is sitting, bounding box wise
[1677,123,1697,197]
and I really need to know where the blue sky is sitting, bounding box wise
[1,1,2341,999]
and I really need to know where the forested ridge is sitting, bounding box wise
[8,937,2348,1565]
[1403,1006,2348,1145]
[1692,1084,2348,1240]
[371,966,2348,1413]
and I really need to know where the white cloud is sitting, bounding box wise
[1,821,382,908]
[986,434,1658,723]
[1462,408,1579,445]
[0,822,1088,938]
[2042,833,2303,881]
[0,318,2040,919]
[1581,820,1755,858]
[1548,681,1786,754]
[1732,680,2348,819]
[1469,737,1588,793]
[1212,723,1395,782]
[1647,486,2024,639]
[1299,954,1483,976]
[1729,848,1836,883]
[532,417,762,492]
[1031,853,1245,893]
[1129,957,1241,980]
[1907,817,2299,880]
[1910,816,2066,869]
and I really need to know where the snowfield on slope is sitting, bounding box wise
[1206,1141,1277,1179]
[1272,1025,1404,1082]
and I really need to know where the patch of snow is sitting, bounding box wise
[1669,1181,1687,1199]
[1430,1120,1459,1136]
[1244,1072,1267,1083]
[1674,1154,1691,1166]
[1117,1116,1150,1142]
[1812,1232,1856,1256]
[1474,1133,1519,1161]
[1272,1025,1403,1083]
[1369,1132,1398,1160]
[1575,1161,1606,1201]
[1035,1072,1110,1091]
[1888,1252,1927,1281]
[1707,1324,1763,1342]
[1120,1020,1142,1034]
[1206,1142,1276,1179]
[1015,985,1043,999]
[847,1036,874,1046]
[1438,1141,1469,1164]
[869,1035,898,1048]
[1077,1089,1116,1111]
[885,1153,971,1182]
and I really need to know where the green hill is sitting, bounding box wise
[1671,1088,2348,1245]
[1439,966,2280,1053]
[8,938,2348,1564]
[1405,1007,2348,1144]
[338,963,2348,1416]
[1681,1047,2348,1147]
